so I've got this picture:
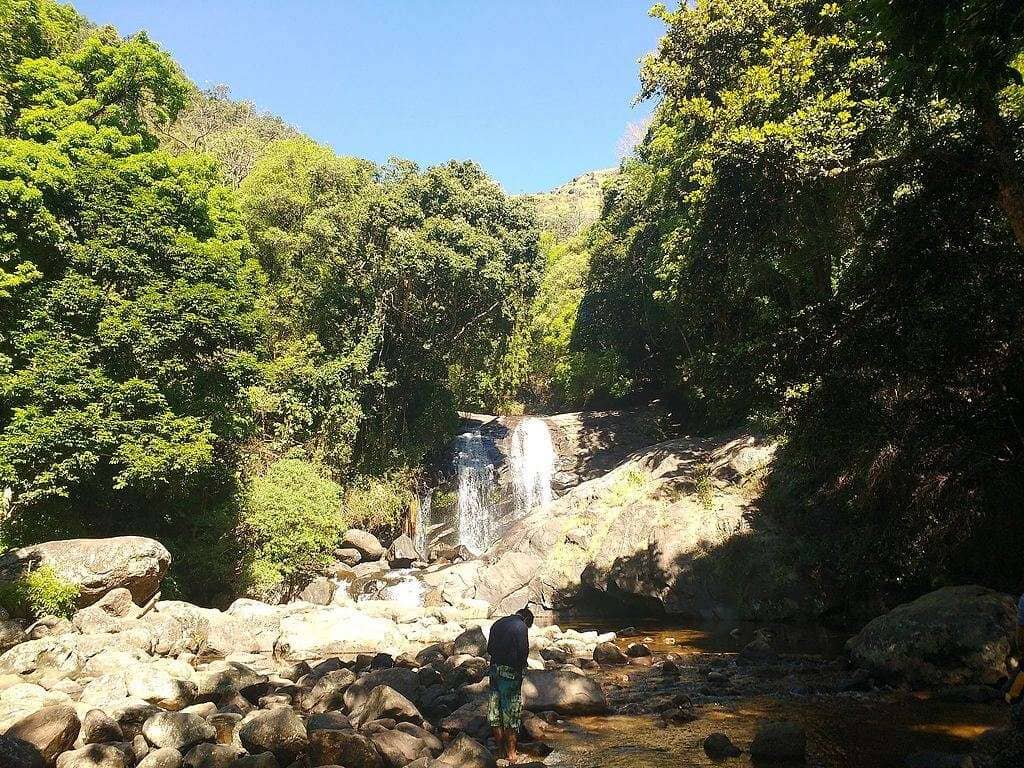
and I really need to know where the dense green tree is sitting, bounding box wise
[0,1,262,599]
[575,0,1024,607]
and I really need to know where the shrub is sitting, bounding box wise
[0,565,80,619]
[343,473,415,539]
[237,458,345,599]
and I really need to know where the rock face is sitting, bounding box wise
[5,704,80,763]
[522,670,608,714]
[0,537,171,606]
[275,607,406,660]
[431,433,776,618]
[847,585,1016,685]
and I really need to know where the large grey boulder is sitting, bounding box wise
[237,709,307,761]
[73,589,140,634]
[136,748,183,768]
[522,669,608,714]
[342,668,420,714]
[0,620,27,653]
[369,729,430,768]
[4,704,80,763]
[847,585,1016,685]
[181,743,238,768]
[0,734,46,768]
[127,667,197,711]
[297,669,356,713]
[351,685,422,729]
[434,734,495,768]
[142,712,215,751]
[308,730,382,768]
[275,607,405,661]
[0,537,171,607]
[453,626,487,657]
[386,535,419,568]
[55,744,133,768]
[342,530,385,562]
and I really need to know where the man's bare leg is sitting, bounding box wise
[492,727,505,758]
[507,729,518,764]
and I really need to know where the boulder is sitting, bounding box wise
[73,589,140,634]
[136,748,183,768]
[336,549,362,566]
[703,732,741,758]
[4,704,80,763]
[181,743,238,768]
[593,641,627,665]
[522,670,608,715]
[82,709,124,744]
[275,608,405,661]
[127,668,197,711]
[749,721,806,762]
[55,744,133,768]
[434,734,495,768]
[0,734,46,768]
[193,661,267,701]
[393,723,440,755]
[0,620,27,653]
[308,730,382,768]
[306,713,351,733]
[343,668,420,715]
[369,729,430,768]
[238,709,307,761]
[846,585,1016,685]
[342,531,385,562]
[142,712,216,751]
[351,686,422,729]
[0,537,170,607]
[386,536,419,568]
[297,579,335,606]
[625,642,651,657]
[298,669,356,713]
[0,635,81,677]
[453,626,487,657]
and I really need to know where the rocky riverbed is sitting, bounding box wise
[0,512,1020,767]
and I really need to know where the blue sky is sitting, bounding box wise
[74,1,663,193]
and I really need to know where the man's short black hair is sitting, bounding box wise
[516,606,534,627]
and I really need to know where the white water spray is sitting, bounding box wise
[508,417,555,518]
[414,491,431,561]
[455,430,495,554]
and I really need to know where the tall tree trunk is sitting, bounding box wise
[975,91,1024,250]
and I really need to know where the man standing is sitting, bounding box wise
[486,607,534,763]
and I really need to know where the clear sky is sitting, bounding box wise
[73,1,663,193]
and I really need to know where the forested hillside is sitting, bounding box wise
[0,0,539,602]
[555,0,1024,610]
[2,0,1023,616]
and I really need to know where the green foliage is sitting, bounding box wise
[521,169,616,240]
[0,564,79,619]
[0,2,540,603]
[237,458,344,599]
[575,0,1024,607]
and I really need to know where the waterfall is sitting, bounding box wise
[456,430,495,555]
[508,417,555,518]
[414,491,431,560]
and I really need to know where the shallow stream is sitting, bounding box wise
[538,619,1006,768]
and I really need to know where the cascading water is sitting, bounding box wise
[508,417,555,518]
[414,491,431,560]
[456,430,495,554]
